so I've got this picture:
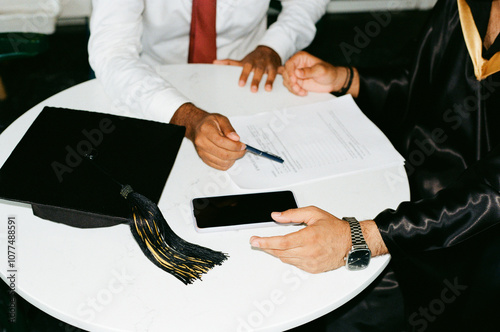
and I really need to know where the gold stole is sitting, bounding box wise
[457,0,500,80]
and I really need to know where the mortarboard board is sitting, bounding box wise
[0,107,183,227]
[0,107,227,284]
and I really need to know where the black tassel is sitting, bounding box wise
[121,186,228,285]
[86,153,228,285]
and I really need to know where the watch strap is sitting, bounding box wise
[343,217,368,249]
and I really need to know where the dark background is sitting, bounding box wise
[0,7,430,332]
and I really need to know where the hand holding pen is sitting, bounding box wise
[170,103,284,168]
[170,104,246,171]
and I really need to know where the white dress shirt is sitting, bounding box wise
[88,0,329,122]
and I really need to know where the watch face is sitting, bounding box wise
[347,248,371,271]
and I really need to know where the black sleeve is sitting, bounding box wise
[375,144,500,261]
[354,66,410,131]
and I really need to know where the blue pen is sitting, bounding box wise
[244,143,284,164]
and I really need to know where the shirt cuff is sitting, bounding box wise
[258,31,296,63]
[146,88,191,123]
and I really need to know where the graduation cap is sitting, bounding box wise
[0,107,227,284]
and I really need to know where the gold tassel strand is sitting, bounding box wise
[125,188,228,284]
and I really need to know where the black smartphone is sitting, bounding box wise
[192,191,298,232]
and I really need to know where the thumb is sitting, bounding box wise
[297,64,326,80]
[271,207,316,225]
[217,116,240,141]
[295,67,308,79]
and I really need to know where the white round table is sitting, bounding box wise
[0,65,409,331]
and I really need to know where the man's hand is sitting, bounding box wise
[214,46,282,92]
[249,206,388,273]
[279,51,360,97]
[170,103,246,170]
[250,206,351,273]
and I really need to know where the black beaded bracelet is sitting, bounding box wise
[331,66,354,97]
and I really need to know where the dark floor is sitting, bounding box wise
[0,9,430,332]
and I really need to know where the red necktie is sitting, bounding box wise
[188,0,217,63]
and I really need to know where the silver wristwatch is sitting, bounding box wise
[343,217,371,271]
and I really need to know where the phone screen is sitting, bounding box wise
[192,191,297,231]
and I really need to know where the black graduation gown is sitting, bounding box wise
[354,0,500,330]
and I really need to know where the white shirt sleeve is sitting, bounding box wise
[258,0,330,62]
[88,0,190,123]
[88,0,329,123]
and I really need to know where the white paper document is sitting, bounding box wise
[227,95,405,189]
